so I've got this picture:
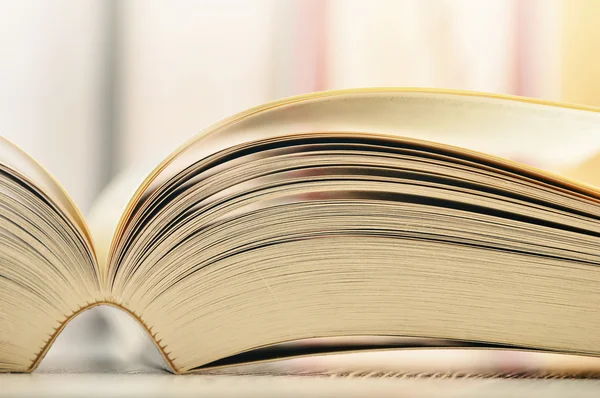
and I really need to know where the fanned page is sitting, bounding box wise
[1,88,600,375]
[0,138,100,372]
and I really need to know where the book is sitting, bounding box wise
[1,88,599,375]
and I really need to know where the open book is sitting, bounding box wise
[1,88,600,374]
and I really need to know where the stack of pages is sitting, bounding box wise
[1,88,599,374]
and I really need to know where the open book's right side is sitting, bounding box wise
[2,88,600,374]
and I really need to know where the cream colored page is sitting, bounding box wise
[106,89,600,278]
[1,137,102,372]
[80,88,600,373]
[87,159,161,279]
[147,90,600,197]
[563,152,600,188]
[0,136,94,252]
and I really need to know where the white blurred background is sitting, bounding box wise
[1,0,599,213]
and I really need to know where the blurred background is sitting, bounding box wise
[1,0,599,213]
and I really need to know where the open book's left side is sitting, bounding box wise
[0,137,102,372]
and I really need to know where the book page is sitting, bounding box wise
[0,137,93,249]
[108,89,600,269]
